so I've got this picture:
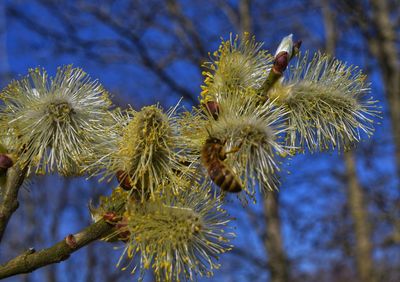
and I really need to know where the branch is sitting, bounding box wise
[166,0,207,58]
[0,218,114,279]
[84,5,197,104]
[0,165,27,242]
[230,247,267,269]
[7,3,197,104]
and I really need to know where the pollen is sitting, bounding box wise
[117,183,234,281]
[0,65,112,175]
[86,103,193,200]
[201,33,272,103]
[48,101,74,122]
[270,52,379,151]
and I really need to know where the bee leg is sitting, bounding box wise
[224,141,243,154]
[220,141,243,160]
[225,147,240,154]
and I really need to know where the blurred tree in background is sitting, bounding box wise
[0,0,398,281]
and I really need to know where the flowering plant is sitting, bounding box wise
[0,33,378,281]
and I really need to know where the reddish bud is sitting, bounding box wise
[203,101,220,120]
[116,170,133,191]
[0,154,13,169]
[65,234,77,249]
[116,221,130,242]
[292,40,302,57]
[294,40,302,50]
[103,211,120,223]
[115,222,127,229]
[273,51,289,75]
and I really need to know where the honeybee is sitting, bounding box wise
[201,137,242,193]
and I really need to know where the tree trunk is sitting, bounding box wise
[239,0,252,34]
[322,2,376,281]
[344,152,376,282]
[263,193,289,282]
[238,0,290,280]
[369,0,400,180]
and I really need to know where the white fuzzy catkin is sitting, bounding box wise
[118,183,234,281]
[269,52,379,152]
[0,66,112,175]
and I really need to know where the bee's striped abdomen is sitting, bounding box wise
[201,137,243,193]
[207,161,242,193]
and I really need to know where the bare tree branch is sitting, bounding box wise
[7,2,197,104]
[0,218,114,279]
[239,0,252,34]
[83,4,197,104]
[0,166,27,242]
[166,0,207,61]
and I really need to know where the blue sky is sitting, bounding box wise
[0,1,397,281]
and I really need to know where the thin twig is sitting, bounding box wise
[0,165,27,242]
[0,218,114,279]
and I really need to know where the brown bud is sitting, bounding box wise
[116,170,133,191]
[115,222,127,229]
[65,234,77,249]
[0,154,13,169]
[273,51,289,75]
[294,40,302,49]
[292,40,302,57]
[203,101,220,120]
[115,221,130,242]
[103,211,120,223]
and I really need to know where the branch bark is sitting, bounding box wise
[0,165,27,242]
[0,218,114,279]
